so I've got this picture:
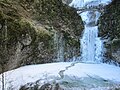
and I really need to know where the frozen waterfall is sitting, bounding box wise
[69,0,112,63]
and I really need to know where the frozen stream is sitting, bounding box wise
[69,0,112,63]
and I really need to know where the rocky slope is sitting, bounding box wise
[0,0,83,73]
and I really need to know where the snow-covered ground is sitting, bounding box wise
[0,62,120,90]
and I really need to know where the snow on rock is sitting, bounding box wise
[0,62,120,90]
[69,0,112,9]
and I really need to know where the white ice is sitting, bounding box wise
[0,62,120,90]
[69,0,112,9]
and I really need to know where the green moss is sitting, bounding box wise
[0,19,36,46]
[37,29,51,41]
[0,0,83,69]
[99,0,120,40]
[111,39,120,51]
[19,0,83,36]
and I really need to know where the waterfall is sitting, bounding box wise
[69,0,112,63]
[80,11,103,63]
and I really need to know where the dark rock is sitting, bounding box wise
[40,83,52,90]
[62,0,73,5]
[99,0,120,63]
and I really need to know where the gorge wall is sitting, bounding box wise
[0,0,120,73]
[0,0,83,73]
[99,0,120,64]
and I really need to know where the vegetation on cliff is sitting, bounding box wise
[99,0,120,63]
[0,0,83,72]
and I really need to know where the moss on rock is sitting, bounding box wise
[99,0,120,62]
[0,0,83,72]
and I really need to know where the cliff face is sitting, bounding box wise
[0,0,83,73]
[0,0,120,73]
[99,0,120,64]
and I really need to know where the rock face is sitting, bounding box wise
[0,0,120,73]
[0,0,83,73]
[62,0,73,5]
[99,0,120,63]
[19,83,64,90]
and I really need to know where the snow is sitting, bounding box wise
[69,0,112,9]
[80,11,101,25]
[0,62,120,90]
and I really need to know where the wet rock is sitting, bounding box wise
[19,82,64,90]
[62,0,73,5]
[99,0,120,63]
[40,83,52,90]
